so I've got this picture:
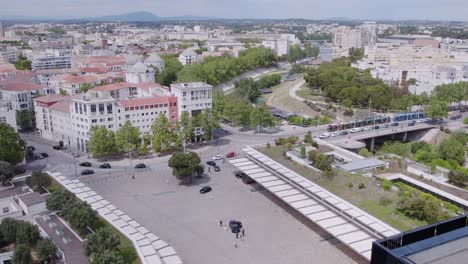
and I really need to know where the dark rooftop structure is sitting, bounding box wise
[371,214,468,264]
[18,192,46,206]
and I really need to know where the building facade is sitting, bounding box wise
[170,82,213,117]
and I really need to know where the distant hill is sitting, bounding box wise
[92,11,160,22]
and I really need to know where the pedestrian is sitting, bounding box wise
[242,229,245,237]
[132,174,135,180]
[236,233,239,239]
[220,220,223,227]
[224,225,228,231]
[234,241,238,248]
[208,167,210,173]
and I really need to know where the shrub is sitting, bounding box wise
[347,182,353,188]
[358,183,366,189]
[266,142,271,148]
[382,179,393,191]
[286,136,299,144]
[322,169,335,178]
[300,146,306,159]
[379,196,393,206]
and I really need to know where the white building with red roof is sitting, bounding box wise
[33,95,73,144]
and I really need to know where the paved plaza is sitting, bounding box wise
[80,160,357,264]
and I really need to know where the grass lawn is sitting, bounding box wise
[47,177,141,264]
[257,145,429,231]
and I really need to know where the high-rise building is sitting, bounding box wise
[0,22,4,38]
[332,26,362,49]
[361,22,377,47]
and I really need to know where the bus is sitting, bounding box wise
[392,112,426,122]
[327,116,391,132]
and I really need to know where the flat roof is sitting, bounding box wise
[337,158,387,172]
[19,192,46,206]
[406,234,468,264]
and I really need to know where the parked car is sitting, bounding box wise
[40,152,49,158]
[52,145,62,150]
[81,169,94,175]
[199,186,212,194]
[408,121,416,126]
[34,154,44,160]
[135,163,146,169]
[214,165,220,172]
[339,131,348,136]
[330,132,339,137]
[363,126,372,131]
[229,220,243,233]
[26,146,35,151]
[206,161,216,166]
[99,163,111,169]
[234,171,247,179]
[79,162,92,167]
[373,125,380,129]
[319,133,330,139]
[72,152,80,157]
[213,155,223,160]
[382,124,389,128]
[350,128,362,133]
[391,122,399,127]
[226,151,236,158]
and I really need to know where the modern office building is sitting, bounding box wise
[371,214,468,264]
[170,82,213,117]
[30,50,72,70]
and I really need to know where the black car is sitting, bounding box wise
[234,171,247,178]
[135,163,146,169]
[81,169,94,175]
[214,165,220,172]
[99,163,111,169]
[34,154,44,160]
[373,125,380,129]
[79,162,92,167]
[52,145,62,150]
[229,220,243,233]
[339,131,348,136]
[391,122,399,126]
[199,186,212,194]
[206,161,216,166]
[26,146,35,151]
[408,121,416,126]
[40,152,49,158]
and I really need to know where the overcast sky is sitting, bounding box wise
[1,0,468,21]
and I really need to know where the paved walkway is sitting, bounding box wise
[230,147,399,261]
[47,171,183,264]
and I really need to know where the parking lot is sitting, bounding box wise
[82,159,356,264]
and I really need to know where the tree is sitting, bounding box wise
[168,152,201,183]
[424,99,448,120]
[0,218,19,243]
[287,44,306,63]
[300,146,306,159]
[59,88,69,95]
[12,244,32,264]
[79,83,92,93]
[289,64,305,75]
[25,171,51,191]
[358,148,373,158]
[151,113,176,153]
[87,126,119,158]
[91,250,124,264]
[16,109,35,130]
[0,161,14,185]
[13,54,32,70]
[348,48,364,62]
[116,121,141,153]
[438,138,465,165]
[16,221,40,246]
[84,228,121,257]
[156,57,183,86]
[250,103,275,130]
[62,200,98,233]
[46,190,74,211]
[194,164,204,177]
[464,117,468,125]
[233,78,261,103]
[0,123,25,165]
[36,238,58,264]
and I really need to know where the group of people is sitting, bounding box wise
[219,220,246,248]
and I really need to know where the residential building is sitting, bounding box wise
[0,81,46,111]
[125,61,155,84]
[30,50,72,70]
[0,107,18,131]
[34,94,73,145]
[178,48,199,65]
[262,38,290,56]
[170,82,212,117]
[360,22,377,48]
[332,26,362,50]
[144,53,165,72]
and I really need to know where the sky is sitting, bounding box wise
[1,0,468,21]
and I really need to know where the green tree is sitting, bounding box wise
[168,152,201,183]
[194,164,204,177]
[348,47,364,62]
[0,161,14,185]
[156,57,183,86]
[25,171,52,191]
[0,218,19,242]
[300,146,306,159]
[12,244,32,264]
[464,117,468,125]
[358,148,373,157]
[87,126,119,158]
[36,238,58,263]
[233,78,261,103]
[91,250,124,264]
[13,54,32,70]
[16,109,35,130]
[438,138,465,165]
[116,121,141,153]
[16,221,40,246]
[46,189,74,211]
[59,88,69,95]
[79,83,92,93]
[151,113,176,153]
[424,99,448,120]
[62,200,98,234]
[0,123,25,165]
[287,44,306,63]
[250,103,275,130]
[84,228,120,257]
[289,64,305,75]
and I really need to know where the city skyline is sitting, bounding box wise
[2,0,468,21]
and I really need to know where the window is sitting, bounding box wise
[92,119,97,123]
[90,104,96,113]
[107,103,113,114]
[3,207,9,213]
[108,117,113,121]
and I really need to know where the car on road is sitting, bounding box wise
[26,146,35,151]
[206,161,216,166]
[99,163,111,169]
[330,132,339,137]
[79,162,92,167]
[199,186,212,194]
[52,145,62,150]
[382,124,389,128]
[234,171,247,178]
[319,133,330,139]
[226,151,236,158]
[81,169,94,175]
[363,126,373,131]
[373,125,380,129]
[72,152,80,157]
[34,154,44,160]
[350,128,362,133]
[214,165,220,172]
[391,122,399,127]
[408,121,416,126]
[40,152,49,158]
[135,163,146,169]
[450,114,462,120]
[213,155,223,160]
[339,131,348,136]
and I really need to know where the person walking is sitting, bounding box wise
[234,241,238,248]
[224,225,228,231]
[242,229,245,237]
[236,233,239,239]
[220,220,223,227]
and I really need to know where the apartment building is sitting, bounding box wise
[34,95,73,145]
[178,49,200,65]
[144,53,165,72]
[30,50,72,70]
[0,107,18,131]
[125,62,155,84]
[332,26,362,50]
[262,38,290,56]
[170,82,212,117]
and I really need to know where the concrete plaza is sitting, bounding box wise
[81,161,357,264]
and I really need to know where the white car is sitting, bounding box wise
[350,128,362,133]
[213,155,223,160]
[363,126,373,131]
[331,132,339,137]
[72,152,80,157]
[319,133,330,139]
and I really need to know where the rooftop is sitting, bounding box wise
[171,82,212,89]
[336,158,387,173]
[18,192,46,206]
[48,100,71,113]
[34,94,70,104]
[0,81,43,92]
